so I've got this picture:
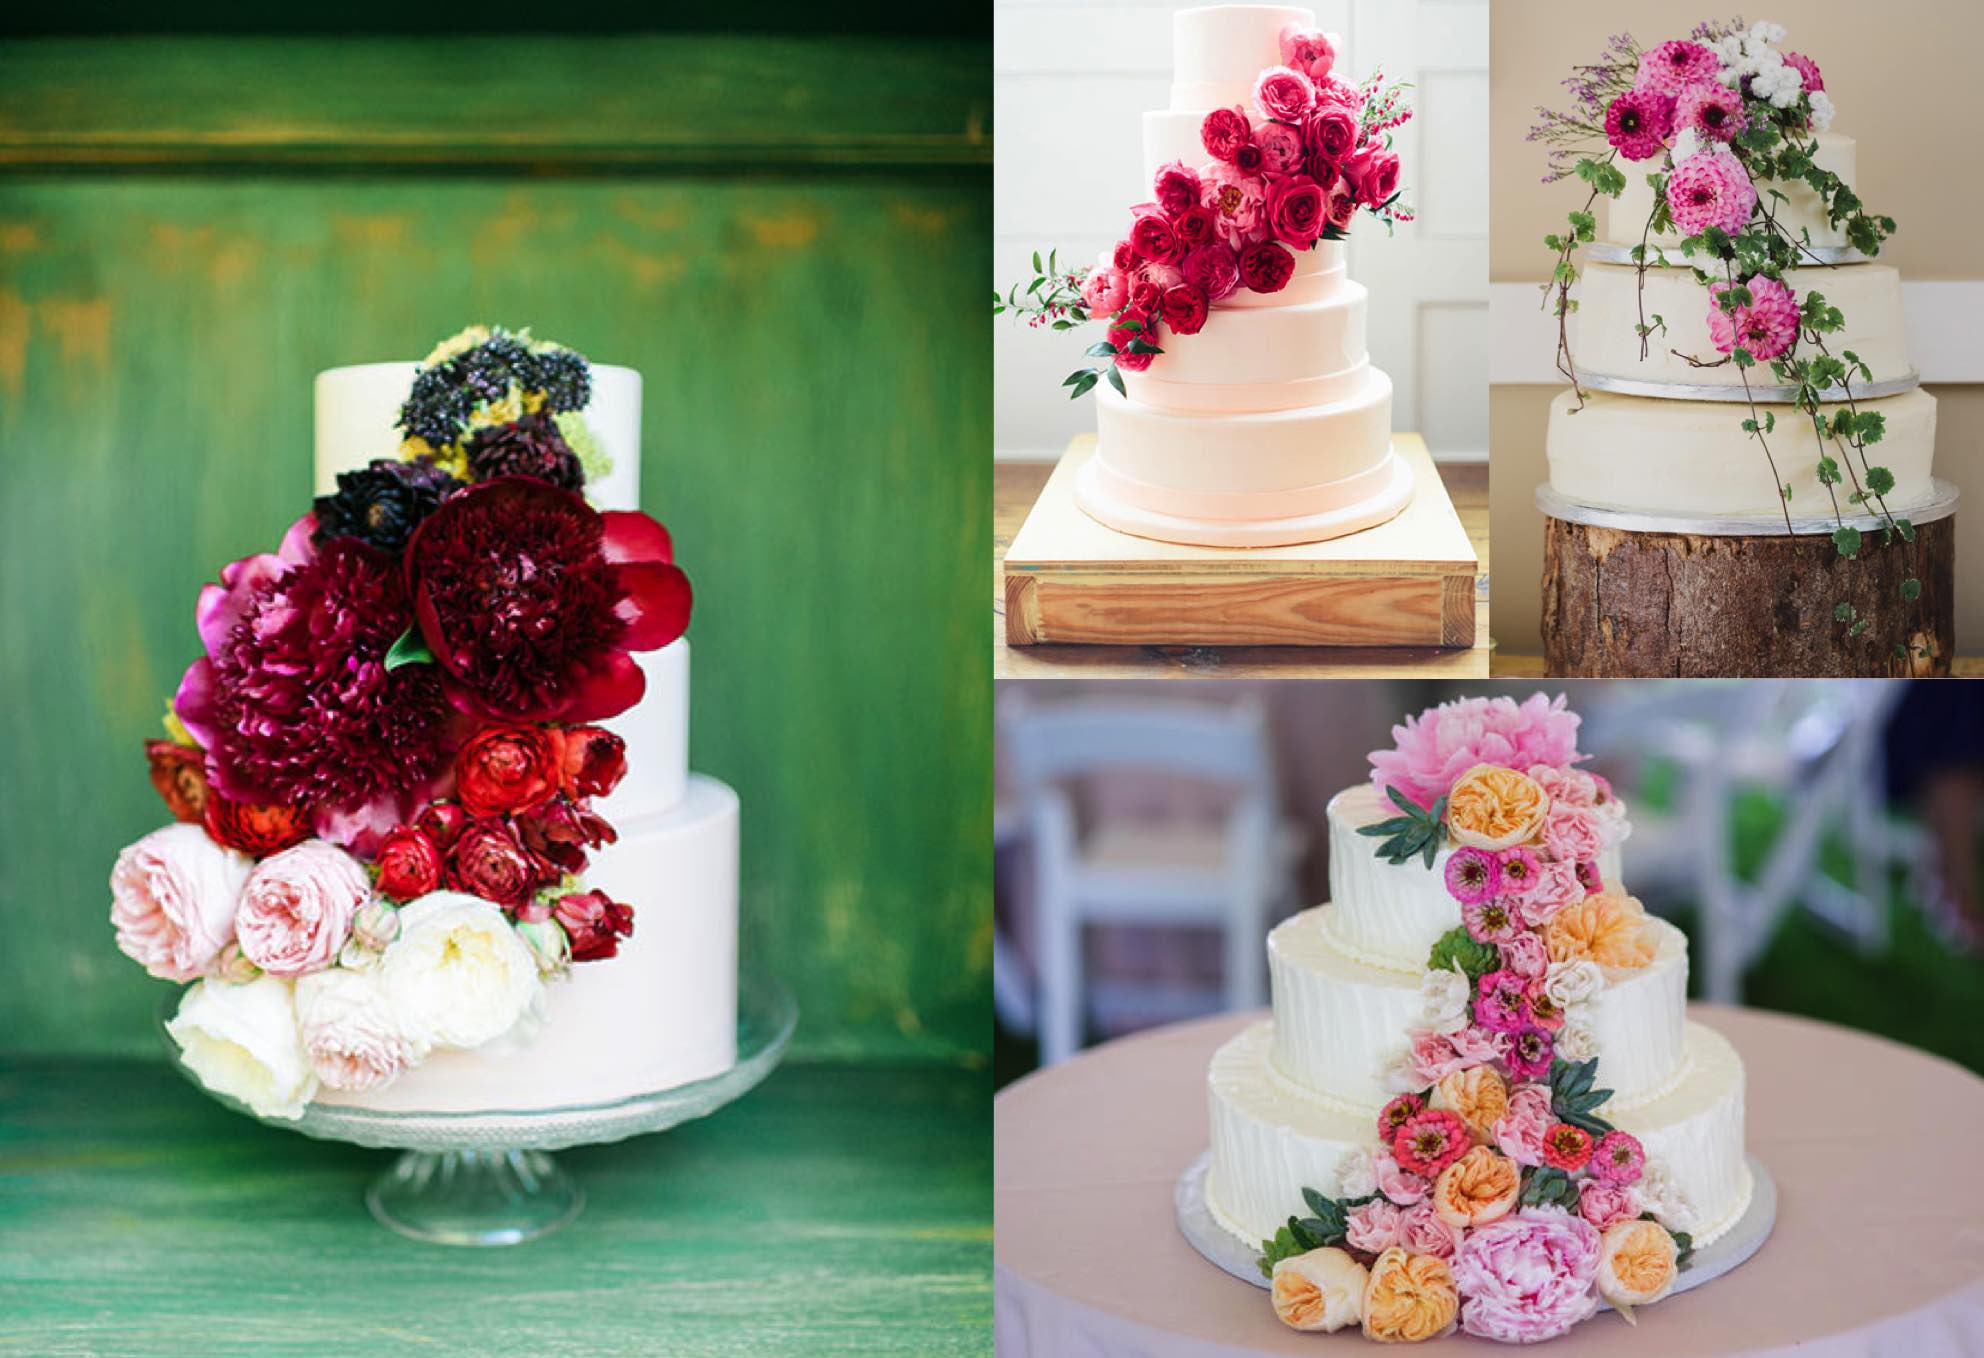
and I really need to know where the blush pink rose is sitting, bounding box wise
[1345,1198,1403,1254]
[1138,260,1184,291]
[1398,1200,1462,1258]
[1542,805,1605,864]
[1493,1083,1555,1167]
[1081,263,1129,318]
[1152,159,1202,216]
[1579,1180,1641,1232]
[1279,25,1337,84]
[1528,763,1598,808]
[1447,1025,1509,1068]
[234,839,370,976]
[1500,930,1550,980]
[110,823,253,982]
[1451,1207,1602,1344]
[1407,1030,1469,1087]
[1374,1147,1429,1206]
[1253,65,1316,122]
[1255,122,1304,176]
[295,968,424,1093]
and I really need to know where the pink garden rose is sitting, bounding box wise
[1138,260,1184,291]
[1345,1198,1403,1253]
[1451,1207,1602,1344]
[1517,859,1586,926]
[1542,804,1605,864]
[1579,1180,1641,1233]
[1128,277,1163,316]
[1398,1201,1462,1258]
[1081,263,1128,318]
[1499,930,1550,980]
[1374,1147,1428,1207]
[295,968,424,1092]
[1341,146,1401,208]
[1253,65,1316,122]
[1266,174,1327,247]
[234,839,370,976]
[1255,121,1304,176]
[1446,1025,1508,1068]
[1200,106,1252,163]
[1305,103,1359,162]
[1180,243,1240,302]
[1493,1083,1554,1167]
[1152,160,1202,216]
[1527,763,1597,808]
[1110,240,1138,272]
[110,823,253,982]
[1278,25,1336,84]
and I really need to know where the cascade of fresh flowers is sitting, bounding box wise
[1260,696,1696,1345]
[995,24,1412,399]
[1532,21,1927,660]
[113,325,692,1119]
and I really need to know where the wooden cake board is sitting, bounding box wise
[1003,433,1477,648]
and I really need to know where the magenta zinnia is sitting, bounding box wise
[405,477,692,724]
[1445,847,1501,905]
[176,519,452,819]
[1603,89,1670,161]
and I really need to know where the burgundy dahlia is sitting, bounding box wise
[175,519,453,821]
[314,457,462,554]
[405,477,690,724]
[463,414,584,491]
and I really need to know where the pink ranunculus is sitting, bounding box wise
[1278,25,1336,84]
[1542,805,1605,864]
[1451,1207,1602,1344]
[1371,695,1584,815]
[1180,243,1241,302]
[1374,1147,1429,1207]
[1265,173,1327,247]
[234,839,371,977]
[1305,103,1359,162]
[1238,240,1295,293]
[1160,284,1210,337]
[1200,106,1252,163]
[1579,1179,1641,1232]
[1499,930,1550,980]
[1152,159,1202,216]
[1398,1200,1462,1258]
[1517,858,1585,927]
[1253,65,1316,123]
[1493,1083,1554,1167]
[1107,309,1159,373]
[1254,121,1304,176]
[1202,162,1266,246]
[110,823,253,982]
[1129,205,1183,265]
[1081,262,1129,318]
[1174,204,1216,247]
[1345,1198,1403,1253]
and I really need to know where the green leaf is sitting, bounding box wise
[1832,526,1863,558]
[1895,517,1916,543]
[1067,371,1099,401]
[384,629,435,672]
[1865,466,1895,497]
[1834,602,1857,623]
[1902,578,1923,603]
[1122,339,1164,356]
[1816,457,1840,486]
[1671,1230,1696,1269]
[1031,250,1042,274]
[1084,342,1118,359]
[1104,365,1126,398]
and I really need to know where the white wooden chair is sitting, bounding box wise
[998,689,1303,1065]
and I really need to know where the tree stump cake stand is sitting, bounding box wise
[1538,483,1958,677]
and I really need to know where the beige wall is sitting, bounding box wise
[1489,0,1983,656]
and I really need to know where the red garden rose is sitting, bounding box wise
[1253,65,1317,122]
[1233,142,1264,174]
[556,726,628,800]
[1152,160,1202,217]
[455,722,561,817]
[1106,310,1159,373]
[414,800,470,852]
[1266,173,1327,246]
[1128,207,1182,265]
[375,824,444,900]
[1160,284,1210,337]
[517,798,618,878]
[1200,106,1252,163]
[202,796,313,857]
[1181,243,1241,303]
[1128,277,1164,316]
[1174,204,1216,247]
[554,889,635,962]
[1110,239,1138,272]
[1238,240,1296,294]
[145,740,210,823]
[405,477,692,725]
[1306,103,1359,161]
[446,818,543,910]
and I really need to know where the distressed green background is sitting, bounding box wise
[0,35,993,1066]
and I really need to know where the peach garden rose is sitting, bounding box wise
[1432,1145,1521,1228]
[1361,1246,1459,1344]
[1545,890,1657,971]
[1431,1065,1509,1141]
[1271,1246,1369,1332]
[1445,764,1552,851]
[1596,1218,1679,1307]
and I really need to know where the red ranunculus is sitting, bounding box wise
[1107,310,1159,373]
[1128,207,1181,265]
[202,796,312,857]
[554,889,635,962]
[518,798,618,879]
[1266,173,1327,247]
[1306,103,1359,161]
[455,723,561,817]
[145,740,210,823]
[375,825,444,900]
[557,726,627,800]
[446,818,541,910]
[1160,284,1210,337]
[414,800,469,851]
[405,478,692,725]
[1238,241,1297,294]
[1174,204,1216,247]
[1199,106,1252,163]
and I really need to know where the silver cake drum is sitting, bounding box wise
[1573,368,1920,404]
[1581,242,1869,267]
[1537,478,1958,539]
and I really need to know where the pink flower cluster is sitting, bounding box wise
[1667,146,1758,236]
[1707,273,1801,362]
[1370,694,1583,812]
[1078,26,1408,374]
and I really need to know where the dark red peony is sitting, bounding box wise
[405,478,691,724]
[145,740,210,823]
[202,796,312,857]
[175,519,454,826]
[556,726,627,801]
[376,824,445,900]
[445,817,544,910]
[517,798,617,879]
[554,889,635,961]
[1239,241,1297,294]
[455,723,561,817]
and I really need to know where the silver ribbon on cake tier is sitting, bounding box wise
[1536,479,1959,538]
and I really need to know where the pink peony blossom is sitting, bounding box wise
[1375,1147,1429,1206]
[234,839,370,976]
[1152,160,1201,216]
[1666,148,1758,237]
[1371,695,1583,812]
[1500,931,1549,980]
[1398,1200,1462,1258]
[1635,39,1720,96]
[1474,970,1531,1033]
[1579,1179,1641,1232]
[1201,162,1266,246]
[1493,1084,1554,1167]
[1504,1024,1555,1082]
[1255,122,1304,175]
[1180,242,1240,303]
[1591,1130,1647,1186]
[1541,805,1605,865]
[1463,897,1522,946]
[1200,106,1252,163]
[110,823,253,982]
[1278,25,1336,84]
[1081,264,1128,321]
[1784,51,1823,92]
[1346,1198,1403,1253]
[1676,82,1747,143]
[1451,1207,1602,1343]
[1708,274,1800,362]
[1604,89,1672,161]
[1253,65,1316,123]
[1445,847,1501,905]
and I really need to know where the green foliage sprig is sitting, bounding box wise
[1356,785,1448,868]
[1256,1187,1375,1277]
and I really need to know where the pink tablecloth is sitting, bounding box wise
[995,1004,1984,1357]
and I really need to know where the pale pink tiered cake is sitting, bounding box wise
[1075,5,1411,549]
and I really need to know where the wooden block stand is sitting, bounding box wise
[1004,434,1477,648]
[1540,485,1958,677]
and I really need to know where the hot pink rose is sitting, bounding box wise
[1306,103,1359,162]
[1579,1180,1640,1232]
[1500,930,1550,980]
[1152,160,1202,217]
[1375,1147,1429,1207]
[1200,106,1252,163]
[1107,310,1158,373]
[1493,1083,1555,1167]
[1160,284,1210,336]
[1451,1207,1602,1344]
[1174,204,1216,247]
[1255,121,1304,176]
[1279,25,1337,84]
[1129,205,1182,265]
[1127,277,1163,316]
[234,839,370,976]
[1110,240,1138,272]
[1181,243,1241,302]
[1345,1198,1402,1253]
[1238,240,1296,293]
[110,823,252,982]
[1342,146,1402,208]
[1253,65,1316,123]
[1081,263,1129,318]
[1265,173,1327,247]
[1398,1200,1462,1258]
[1542,804,1605,864]
[1202,163,1266,245]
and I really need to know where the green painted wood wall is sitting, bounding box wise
[0,36,992,1064]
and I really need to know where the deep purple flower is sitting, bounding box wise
[1505,1023,1556,1081]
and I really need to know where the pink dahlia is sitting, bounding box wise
[1445,847,1501,905]
[1591,1130,1646,1186]
[1603,89,1671,161]
[1635,39,1720,96]
[1474,970,1530,1032]
[1676,82,1748,143]
[1666,148,1758,237]
[175,519,454,824]
[1451,1208,1602,1343]
[1784,51,1824,92]
[1393,1107,1472,1178]
[1504,1024,1556,1082]
[1708,274,1800,361]
[1370,695,1582,812]
[1462,897,1522,946]
[405,477,691,724]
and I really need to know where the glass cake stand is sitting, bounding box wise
[159,966,796,1247]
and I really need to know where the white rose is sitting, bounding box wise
[1419,964,1471,1034]
[1272,1247,1369,1332]
[1636,1159,1698,1233]
[380,892,542,1051]
[166,975,317,1119]
[1337,1148,1377,1200]
[1543,959,1605,1010]
[295,968,427,1092]
[1556,1017,1599,1062]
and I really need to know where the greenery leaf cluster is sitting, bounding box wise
[1256,1187,1371,1277]
[1356,786,1448,868]
[1547,1056,1615,1137]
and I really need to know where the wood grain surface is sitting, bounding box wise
[0,1057,991,1357]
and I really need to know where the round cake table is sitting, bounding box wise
[995,1004,1984,1356]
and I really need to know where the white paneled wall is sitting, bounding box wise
[994,0,1488,462]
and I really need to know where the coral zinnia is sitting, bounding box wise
[1379,1091,1427,1141]
[1603,90,1671,161]
[405,477,691,724]
[1675,83,1747,144]
[1393,1108,1472,1179]
[1665,148,1757,237]
[176,519,454,826]
[1542,1123,1594,1172]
